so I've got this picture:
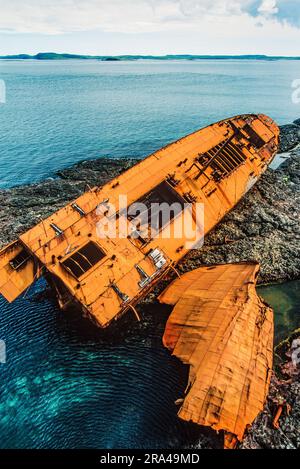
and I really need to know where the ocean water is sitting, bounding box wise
[0,60,300,449]
[0,279,299,449]
[0,281,193,449]
[0,59,299,188]
[258,281,300,343]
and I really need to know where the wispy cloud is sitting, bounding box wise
[243,0,300,27]
[258,0,278,16]
[0,0,299,34]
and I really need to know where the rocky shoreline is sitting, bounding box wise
[240,331,300,449]
[0,120,299,449]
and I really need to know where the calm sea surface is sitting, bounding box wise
[0,60,299,448]
[0,59,299,188]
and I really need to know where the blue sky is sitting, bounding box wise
[0,0,299,55]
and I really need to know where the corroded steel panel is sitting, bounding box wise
[159,263,274,448]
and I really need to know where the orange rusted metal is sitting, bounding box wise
[273,401,292,430]
[0,240,41,301]
[0,114,279,328]
[273,405,284,430]
[159,262,274,448]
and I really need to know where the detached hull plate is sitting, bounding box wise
[159,263,274,447]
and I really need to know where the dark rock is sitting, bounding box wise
[57,157,137,184]
[279,124,300,152]
[240,331,300,449]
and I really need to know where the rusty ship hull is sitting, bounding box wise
[0,114,279,328]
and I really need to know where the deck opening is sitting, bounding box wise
[197,139,247,181]
[128,181,185,242]
[61,241,106,278]
[243,124,266,149]
[9,249,32,270]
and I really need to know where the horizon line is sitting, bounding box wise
[1,52,300,60]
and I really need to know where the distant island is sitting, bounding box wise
[1,52,300,61]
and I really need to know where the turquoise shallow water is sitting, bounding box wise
[0,59,299,188]
[0,281,192,449]
[0,279,299,449]
[0,60,299,448]
[258,280,300,343]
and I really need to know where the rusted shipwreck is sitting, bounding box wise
[159,262,274,449]
[0,114,278,448]
[0,114,279,327]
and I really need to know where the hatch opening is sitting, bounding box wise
[9,249,32,270]
[61,241,106,278]
[127,181,185,242]
[243,124,266,149]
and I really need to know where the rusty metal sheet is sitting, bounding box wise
[0,240,40,302]
[159,263,274,448]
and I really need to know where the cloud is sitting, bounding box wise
[258,0,278,16]
[0,0,299,35]
[244,0,300,27]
